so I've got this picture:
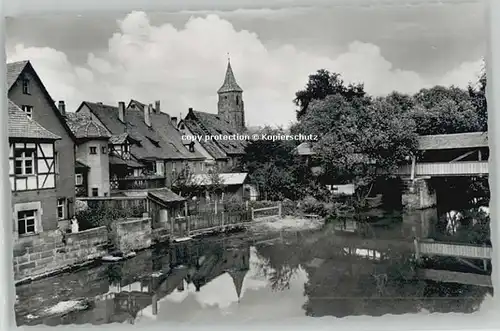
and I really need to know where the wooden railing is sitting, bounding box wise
[417,240,492,260]
[110,176,166,191]
[417,269,492,287]
[251,203,282,220]
[398,161,488,177]
[169,210,253,238]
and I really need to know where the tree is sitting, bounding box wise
[206,165,225,200]
[171,163,202,198]
[383,92,415,112]
[410,86,483,135]
[242,126,304,200]
[468,60,487,131]
[294,69,368,120]
[413,86,471,109]
[297,94,418,206]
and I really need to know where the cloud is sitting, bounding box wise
[6,11,482,126]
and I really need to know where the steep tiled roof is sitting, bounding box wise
[182,118,227,160]
[184,109,247,158]
[8,100,60,140]
[7,60,77,142]
[66,112,111,140]
[217,61,243,93]
[109,133,129,144]
[7,60,29,90]
[80,101,197,161]
[149,111,205,161]
[418,132,488,150]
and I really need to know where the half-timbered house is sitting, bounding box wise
[8,100,60,238]
[7,60,77,226]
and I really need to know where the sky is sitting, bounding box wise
[5,0,486,127]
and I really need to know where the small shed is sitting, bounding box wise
[147,188,186,229]
[190,172,258,201]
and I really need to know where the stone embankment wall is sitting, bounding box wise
[113,217,152,253]
[13,226,108,283]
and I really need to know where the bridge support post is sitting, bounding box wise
[402,208,437,239]
[413,238,422,265]
[401,177,436,211]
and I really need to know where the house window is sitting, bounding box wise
[236,95,239,105]
[90,146,97,154]
[18,210,36,236]
[22,79,30,94]
[92,188,99,196]
[57,198,65,220]
[156,161,165,176]
[21,105,33,119]
[189,143,195,153]
[75,173,83,185]
[14,148,35,175]
[102,146,107,154]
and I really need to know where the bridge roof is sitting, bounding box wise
[418,132,488,150]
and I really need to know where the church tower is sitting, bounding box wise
[217,58,245,132]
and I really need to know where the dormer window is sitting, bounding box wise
[21,105,33,119]
[22,78,30,95]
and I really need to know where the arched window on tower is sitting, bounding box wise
[236,95,239,105]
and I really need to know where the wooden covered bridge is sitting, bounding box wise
[397,131,488,178]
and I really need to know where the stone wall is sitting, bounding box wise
[401,178,437,210]
[113,217,152,253]
[13,226,108,283]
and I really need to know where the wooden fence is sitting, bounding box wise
[251,203,282,220]
[170,210,253,238]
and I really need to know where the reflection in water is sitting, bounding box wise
[15,209,491,326]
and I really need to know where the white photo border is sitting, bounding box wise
[1,0,498,330]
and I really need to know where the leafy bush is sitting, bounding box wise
[223,195,246,212]
[298,196,329,216]
[76,203,143,231]
[281,198,299,216]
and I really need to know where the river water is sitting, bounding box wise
[15,209,491,326]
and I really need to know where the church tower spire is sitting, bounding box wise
[217,56,245,132]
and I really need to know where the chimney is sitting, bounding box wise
[171,116,178,127]
[145,104,152,126]
[188,107,193,112]
[118,101,125,123]
[58,101,66,116]
[155,100,161,114]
